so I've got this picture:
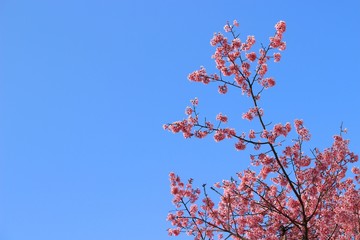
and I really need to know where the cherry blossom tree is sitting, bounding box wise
[164,20,360,240]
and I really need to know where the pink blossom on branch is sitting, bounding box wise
[273,52,281,62]
[233,19,239,27]
[164,20,359,240]
[246,52,257,62]
[213,129,226,142]
[352,167,360,182]
[216,113,228,123]
[242,107,264,121]
[294,119,311,141]
[185,106,193,115]
[241,35,256,51]
[248,129,256,139]
[224,23,231,33]
[188,67,210,84]
[275,20,286,34]
[260,77,276,88]
[190,97,198,106]
[235,139,246,150]
[218,84,228,94]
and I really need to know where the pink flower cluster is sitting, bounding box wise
[260,122,291,144]
[216,113,228,123]
[246,52,257,62]
[218,84,228,94]
[167,133,359,239]
[165,99,238,144]
[270,20,287,51]
[223,20,239,32]
[258,62,268,77]
[202,19,286,98]
[260,77,276,88]
[241,35,256,51]
[294,119,311,141]
[167,173,201,237]
[165,20,360,239]
[185,106,192,115]
[169,172,200,207]
[242,107,264,121]
[188,67,210,84]
[352,167,360,182]
[235,139,246,150]
[273,52,281,62]
[163,119,194,139]
[190,97,198,106]
[213,128,236,142]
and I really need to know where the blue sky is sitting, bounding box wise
[1,1,360,239]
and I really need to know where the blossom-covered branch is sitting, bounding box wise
[164,20,359,239]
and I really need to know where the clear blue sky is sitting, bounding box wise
[1,1,359,239]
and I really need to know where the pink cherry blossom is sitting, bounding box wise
[218,84,228,94]
[248,129,256,139]
[185,106,193,115]
[205,121,214,130]
[242,111,254,121]
[233,19,239,27]
[188,67,209,84]
[275,20,286,34]
[279,41,286,51]
[216,113,228,123]
[224,22,231,32]
[242,107,264,121]
[273,52,281,62]
[210,32,226,47]
[269,36,282,48]
[352,167,360,182]
[194,130,208,139]
[241,36,255,51]
[258,63,268,76]
[246,52,257,62]
[235,140,246,150]
[164,20,359,240]
[190,97,198,106]
[214,129,226,142]
[294,119,311,141]
[261,77,276,88]
[231,38,241,50]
